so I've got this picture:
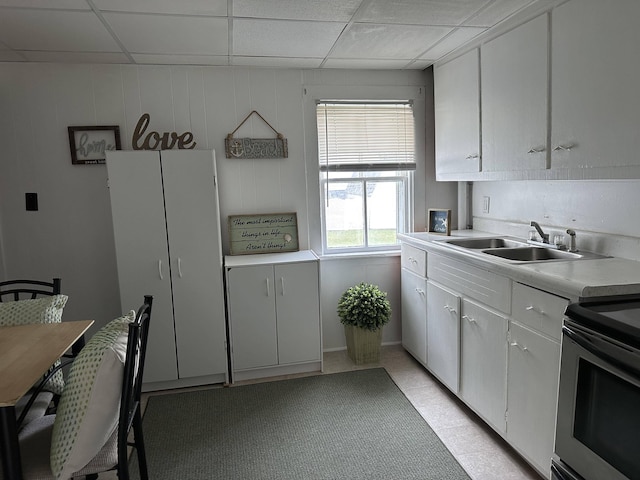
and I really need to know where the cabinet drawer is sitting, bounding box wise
[428,253,511,313]
[401,244,427,277]
[512,283,568,340]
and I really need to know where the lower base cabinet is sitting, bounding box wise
[225,251,322,382]
[427,280,460,393]
[401,268,427,365]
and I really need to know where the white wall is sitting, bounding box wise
[472,180,640,261]
[0,63,451,349]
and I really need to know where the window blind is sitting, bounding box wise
[317,102,416,172]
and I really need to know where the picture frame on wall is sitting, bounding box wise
[428,209,451,235]
[67,125,121,165]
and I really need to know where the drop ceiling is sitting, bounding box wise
[0,0,549,69]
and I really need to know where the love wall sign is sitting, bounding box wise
[132,113,197,150]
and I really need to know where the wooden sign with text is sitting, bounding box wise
[132,113,197,150]
[228,213,299,255]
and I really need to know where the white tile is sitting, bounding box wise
[420,27,486,59]
[233,56,322,68]
[22,51,130,63]
[0,50,25,61]
[331,23,451,59]
[104,13,228,55]
[323,58,418,69]
[0,10,119,51]
[464,0,534,27]
[132,54,229,66]
[358,0,490,26]
[233,19,344,57]
[0,0,89,8]
[94,0,227,16]
[234,0,361,22]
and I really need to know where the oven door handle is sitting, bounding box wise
[563,325,640,380]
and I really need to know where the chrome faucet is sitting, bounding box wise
[566,229,577,252]
[530,221,549,244]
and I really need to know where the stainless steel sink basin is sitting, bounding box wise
[445,237,528,249]
[482,247,584,262]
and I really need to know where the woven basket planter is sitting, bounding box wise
[344,325,383,365]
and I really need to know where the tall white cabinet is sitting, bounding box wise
[106,150,227,388]
[225,250,322,382]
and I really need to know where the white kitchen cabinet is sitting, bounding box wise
[460,298,508,433]
[481,13,548,172]
[507,283,567,474]
[106,150,227,387]
[401,268,427,365]
[427,280,460,393]
[434,48,481,179]
[551,0,640,174]
[225,250,321,382]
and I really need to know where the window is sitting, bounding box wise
[317,102,415,253]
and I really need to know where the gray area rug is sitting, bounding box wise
[132,368,470,479]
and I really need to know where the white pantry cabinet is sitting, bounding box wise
[106,150,227,388]
[551,0,640,173]
[434,48,481,179]
[225,250,322,382]
[481,13,548,173]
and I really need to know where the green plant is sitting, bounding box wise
[337,282,391,331]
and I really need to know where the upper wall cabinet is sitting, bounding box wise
[551,0,640,177]
[434,49,481,180]
[481,14,549,174]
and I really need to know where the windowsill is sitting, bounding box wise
[318,250,401,261]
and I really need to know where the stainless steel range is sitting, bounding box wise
[553,296,640,480]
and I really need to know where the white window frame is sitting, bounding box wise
[316,101,416,255]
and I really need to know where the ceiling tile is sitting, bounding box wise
[420,27,485,58]
[0,1,89,9]
[0,10,119,51]
[104,13,228,55]
[0,50,26,61]
[323,58,418,69]
[22,51,131,63]
[93,0,227,16]
[233,0,361,22]
[233,19,345,57]
[132,54,229,65]
[233,56,323,68]
[357,0,492,26]
[331,23,451,59]
[464,0,533,27]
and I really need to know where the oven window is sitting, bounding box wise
[574,359,640,479]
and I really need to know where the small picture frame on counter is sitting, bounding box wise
[428,209,451,235]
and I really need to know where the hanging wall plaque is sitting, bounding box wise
[228,212,298,255]
[225,110,288,159]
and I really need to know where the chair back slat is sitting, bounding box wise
[0,278,61,301]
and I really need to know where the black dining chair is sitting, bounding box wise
[0,278,66,428]
[7,295,153,480]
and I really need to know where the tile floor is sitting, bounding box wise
[108,345,544,479]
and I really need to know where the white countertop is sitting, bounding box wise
[399,231,640,300]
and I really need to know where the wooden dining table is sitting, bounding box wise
[0,320,93,480]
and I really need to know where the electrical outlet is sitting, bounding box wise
[482,196,490,214]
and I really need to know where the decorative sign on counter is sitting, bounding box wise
[225,110,288,159]
[428,208,451,235]
[229,213,299,255]
[68,125,121,165]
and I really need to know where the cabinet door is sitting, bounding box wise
[460,299,508,433]
[507,322,560,474]
[427,281,460,393]
[401,268,427,365]
[106,151,178,383]
[161,150,227,379]
[551,0,640,172]
[434,49,481,178]
[274,261,321,365]
[481,14,548,172]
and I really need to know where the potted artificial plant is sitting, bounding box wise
[337,282,391,364]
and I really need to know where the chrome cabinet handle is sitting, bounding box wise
[553,144,574,152]
[527,147,545,154]
[266,277,270,296]
[462,314,476,324]
[443,305,457,314]
[158,260,164,280]
[177,257,183,278]
[466,154,479,159]
[415,288,425,296]
[526,305,546,315]
[510,341,528,352]
[280,277,285,295]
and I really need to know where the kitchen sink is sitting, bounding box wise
[445,237,528,249]
[482,247,585,262]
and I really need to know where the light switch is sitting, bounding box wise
[482,196,490,214]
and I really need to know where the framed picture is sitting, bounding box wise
[428,209,451,235]
[68,125,121,165]
[228,212,299,255]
